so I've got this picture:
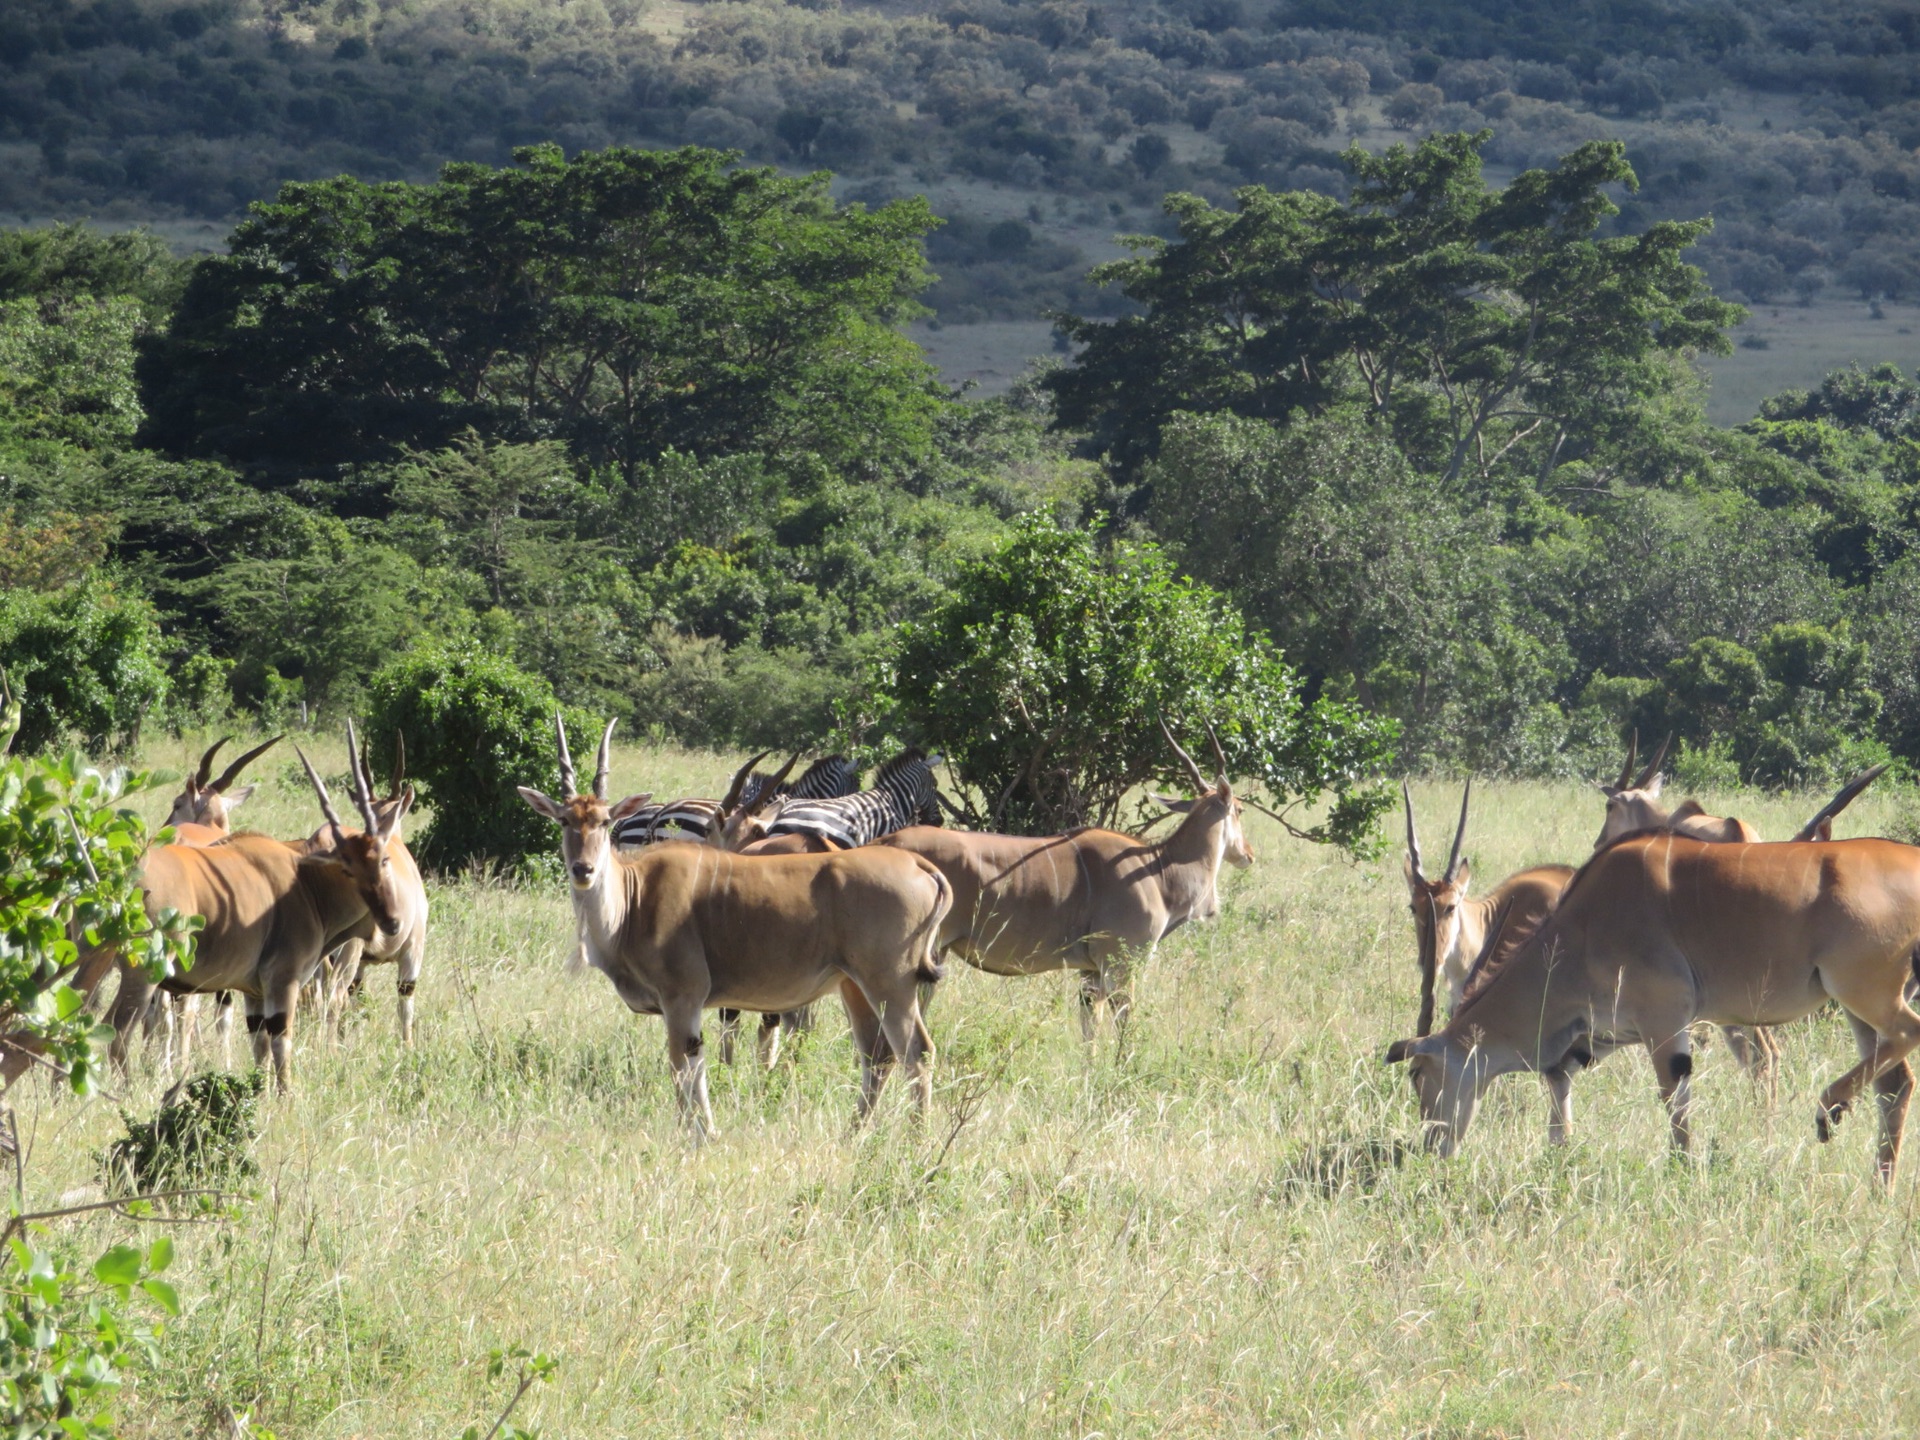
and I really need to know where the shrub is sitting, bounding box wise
[879,517,1396,848]
[628,626,859,750]
[1582,622,1885,787]
[0,734,194,1091]
[366,646,598,873]
[0,579,169,755]
[99,1070,264,1198]
[0,1232,181,1436]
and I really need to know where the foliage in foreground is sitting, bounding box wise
[0,744,193,1090]
[881,517,1395,846]
[0,1232,180,1438]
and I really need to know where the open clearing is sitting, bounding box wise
[1702,296,1920,425]
[38,740,1920,1436]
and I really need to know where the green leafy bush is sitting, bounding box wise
[367,646,597,874]
[1582,621,1886,787]
[879,517,1396,847]
[0,1232,180,1437]
[0,743,194,1092]
[0,580,169,756]
[99,1070,265,1198]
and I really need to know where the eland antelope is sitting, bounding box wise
[1591,735,1887,1085]
[705,747,943,1062]
[878,721,1251,1039]
[519,717,952,1140]
[100,730,412,1092]
[308,731,429,1046]
[140,733,283,1073]
[1594,732,1760,848]
[162,734,283,844]
[1388,829,1920,1181]
[1401,780,1573,1036]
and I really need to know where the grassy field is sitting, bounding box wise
[31,737,1920,1436]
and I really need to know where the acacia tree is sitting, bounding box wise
[878,518,1395,849]
[1048,131,1743,491]
[139,145,946,481]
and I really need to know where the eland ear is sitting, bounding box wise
[377,784,415,840]
[224,783,257,810]
[609,793,653,822]
[1149,793,1196,815]
[1452,859,1470,892]
[518,786,565,821]
[1385,1035,1442,1064]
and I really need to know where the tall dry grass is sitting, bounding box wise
[27,738,1920,1436]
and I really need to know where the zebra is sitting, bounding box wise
[611,752,858,849]
[755,748,943,851]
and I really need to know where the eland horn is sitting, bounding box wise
[555,713,578,798]
[1159,717,1209,792]
[211,734,282,794]
[593,719,616,800]
[1444,777,1471,882]
[1614,728,1639,792]
[1403,779,1426,881]
[1634,732,1672,792]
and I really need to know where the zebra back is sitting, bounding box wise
[614,754,859,848]
[611,798,720,847]
[766,749,941,848]
[743,754,858,809]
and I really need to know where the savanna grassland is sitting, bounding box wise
[33,740,1920,1437]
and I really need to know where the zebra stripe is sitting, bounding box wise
[763,749,942,850]
[612,754,860,848]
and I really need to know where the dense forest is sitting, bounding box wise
[5,124,1920,809]
[1,0,1918,326]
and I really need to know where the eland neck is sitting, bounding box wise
[571,848,631,967]
[1153,793,1233,924]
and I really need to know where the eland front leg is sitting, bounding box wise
[665,1011,718,1144]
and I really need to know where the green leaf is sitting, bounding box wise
[145,1237,173,1274]
[90,1246,141,1288]
[137,1279,179,1316]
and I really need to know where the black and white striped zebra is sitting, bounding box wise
[758,748,942,850]
[611,754,857,848]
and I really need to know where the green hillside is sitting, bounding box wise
[4,0,1920,408]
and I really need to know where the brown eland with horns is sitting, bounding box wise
[518,716,952,1139]
[1387,829,1920,1180]
[878,720,1252,1039]
[97,723,412,1091]
[162,734,284,844]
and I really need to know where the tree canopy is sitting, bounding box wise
[881,517,1395,845]
[139,145,946,481]
[1049,132,1743,490]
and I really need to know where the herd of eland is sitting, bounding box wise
[33,711,1920,1185]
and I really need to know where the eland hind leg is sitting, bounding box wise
[1648,1031,1697,1154]
[840,979,893,1124]
[1844,1013,1917,1183]
[876,991,934,1121]
[1812,968,1920,1168]
[1721,1024,1779,1101]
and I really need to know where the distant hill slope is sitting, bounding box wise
[5,0,1917,408]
